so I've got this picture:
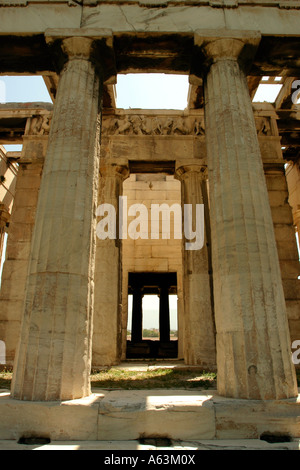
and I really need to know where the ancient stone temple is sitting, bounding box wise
[0,0,300,443]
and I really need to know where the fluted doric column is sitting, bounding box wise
[93,163,129,366]
[197,30,298,399]
[11,36,103,401]
[175,164,216,367]
[0,120,48,366]
[131,285,143,343]
[159,285,170,343]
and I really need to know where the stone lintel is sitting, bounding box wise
[194,28,261,45]
[45,28,114,51]
[0,103,53,117]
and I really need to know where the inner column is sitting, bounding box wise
[11,36,103,401]
[175,164,216,367]
[93,163,129,367]
[197,30,298,399]
[159,285,170,343]
[131,285,143,343]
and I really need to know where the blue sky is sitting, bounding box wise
[1,75,52,103]
[0,73,190,108]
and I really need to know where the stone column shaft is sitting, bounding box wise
[93,164,128,366]
[11,37,102,401]
[199,31,298,399]
[176,165,216,366]
[131,287,143,343]
[159,286,170,342]
[0,159,43,366]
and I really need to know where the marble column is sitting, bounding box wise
[159,285,170,343]
[0,113,50,366]
[93,163,129,366]
[11,36,103,401]
[175,164,216,367]
[197,30,298,399]
[131,285,143,343]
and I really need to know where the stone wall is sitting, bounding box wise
[121,173,184,359]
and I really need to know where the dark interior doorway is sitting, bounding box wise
[126,272,178,359]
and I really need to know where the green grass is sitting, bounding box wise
[0,367,12,390]
[90,368,217,390]
[0,367,217,391]
[2,368,300,392]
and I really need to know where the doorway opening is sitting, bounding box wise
[126,272,178,359]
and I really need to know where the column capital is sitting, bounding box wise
[61,36,95,61]
[194,29,261,72]
[45,28,116,84]
[175,163,208,181]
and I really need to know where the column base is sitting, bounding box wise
[0,389,300,441]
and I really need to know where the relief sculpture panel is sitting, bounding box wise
[102,114,205,136]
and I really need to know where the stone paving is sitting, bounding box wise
[0,438,299,451]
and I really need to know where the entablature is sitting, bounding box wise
[2,0,300,7]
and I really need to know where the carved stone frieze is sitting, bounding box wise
[255,116,272,136]
[27,115,52,136]
[101,114,205,136]
[102,112,277,138]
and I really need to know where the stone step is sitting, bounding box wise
[0,389,300,442]
[1,439,300,451]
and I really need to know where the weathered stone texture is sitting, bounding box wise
[11,37,102,401]
[93,163,129,367]
[175,165,216,367]
[200,31,298,399]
